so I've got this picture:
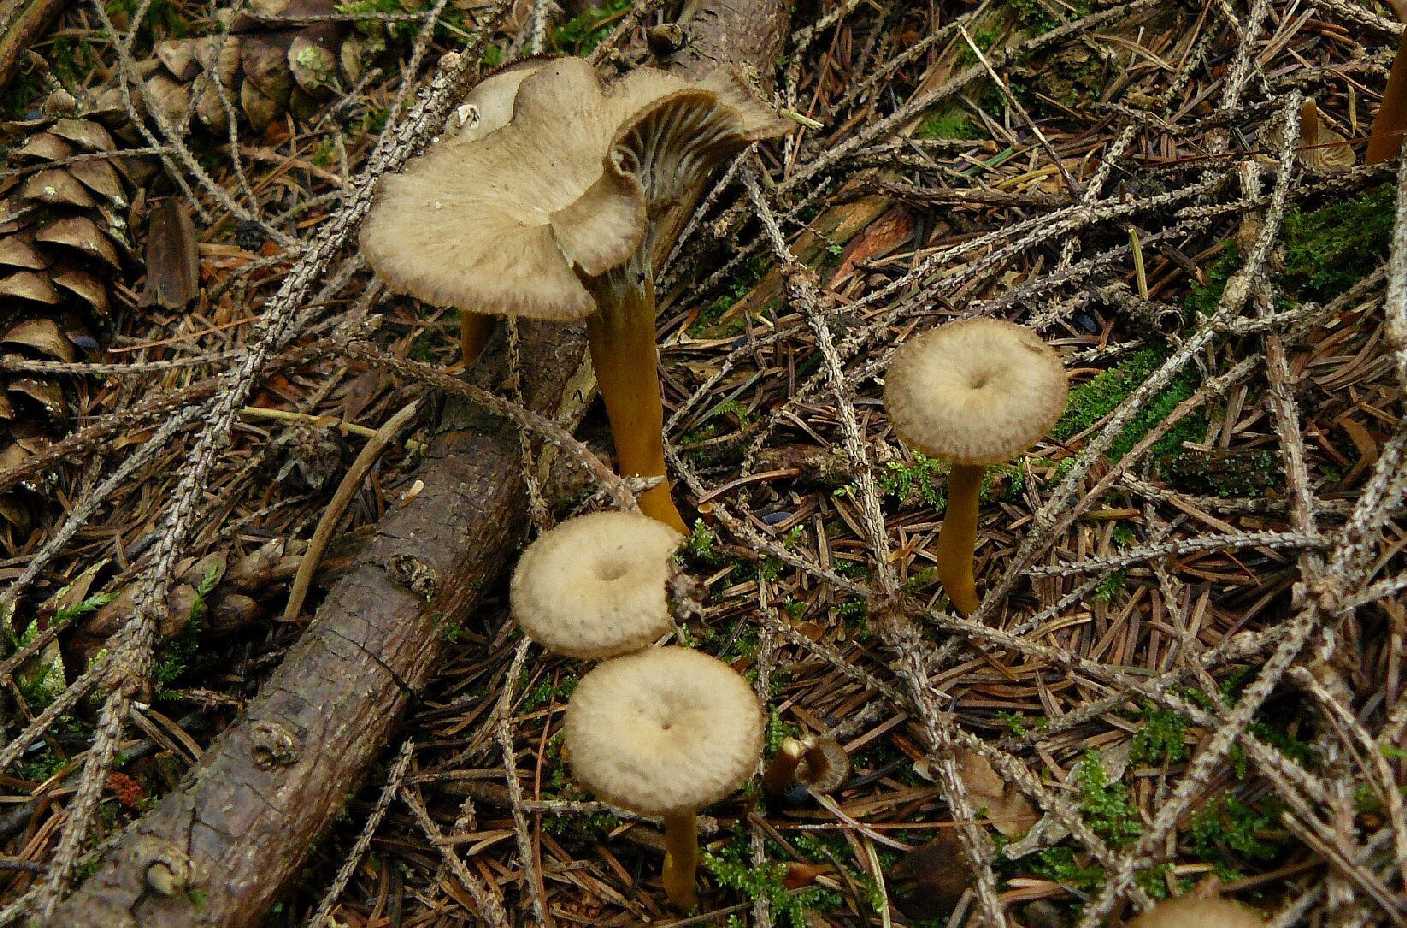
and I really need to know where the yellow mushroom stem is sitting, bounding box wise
[1300,99,1319,153]
[1367,25,1407,164]
[458,311,497,368]
[586,273,687,531]
[661,810,700,909]
[762,737,806,797]
[936,462,984,615]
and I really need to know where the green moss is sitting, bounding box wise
[1187,795,1285,879]
[704,834,842,926]
[1184,246,1240,319]
[1007,0,1090,30]
[551,0,633,54]
[1130,704,1189,765]
[1053,346,1203,465]
[684,521,725,568]
[1076,752,1141,847]
[880,454,947,508]
[1247,719,1315,769]
[1028,845,1104,890]
[153,565,221,694]
[1280,185,1394,302]
[154,611,204,691]
[688,256,770,338]
[18,748,67,783]
[1164,449,1282,498]
[520,672,578,712]
[837,596,868,625]
[1092,570,1126,603]
[996,710,1032,737]
[766,709,802,753]
[902,567,940,593]
[705,397,752,428]
[544,808,627,843]
[916,107,981,141]
[1134,862,1173,900]
[958,25,1003,65]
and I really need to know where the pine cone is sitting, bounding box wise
[0,89,145,542]
[145,0,386,134]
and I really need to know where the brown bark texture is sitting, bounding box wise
[52,1,791,925]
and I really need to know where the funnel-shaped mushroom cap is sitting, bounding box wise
[565,647,763,816]
[1128,896,1263,928]
[360,57,787,320]
[510,511,683,659]
[884,318,1067,466]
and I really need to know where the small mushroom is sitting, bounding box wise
[1298,99,1354,173]
[510,510,683,658]
[1127,896,1264,928]
[564,646,763,909]
[361,57,788,530]
[883,318,1067,614]
[762,735,849,801]
[890,830,972,920]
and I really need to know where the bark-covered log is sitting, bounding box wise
[52,2,791,925]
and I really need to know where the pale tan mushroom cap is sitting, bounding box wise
[1128,896,1264,928]
[360,56,788,320]
[565,647,763,816]
[510,511,682,659]
[449,60,547,142]
[884,318,1067,465]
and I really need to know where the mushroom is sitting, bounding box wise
[1298,99,1355,173]
[883,318,1067,614]
[361,57,787,530]
[1368,3,1407,164]
[510,510,682,659]
[762,735,850,801]
[444,59,550,365]
[1127,895,1264,928]
[564,646,763,908]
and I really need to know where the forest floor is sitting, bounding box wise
[0,0,1405,926]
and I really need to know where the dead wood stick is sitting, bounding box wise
[283,400,419,622]
[51,2,791,925]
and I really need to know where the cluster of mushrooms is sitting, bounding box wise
[510,510,853,909]
[361,54,1077,618]
[510,510,758,909]
[361,56,1268,919]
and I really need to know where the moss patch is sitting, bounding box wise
[551,0,633,54]
[916,107,981,141]
[1280,184,1394,302]
[1052,346,1203,465]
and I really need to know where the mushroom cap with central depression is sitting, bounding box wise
[565,647,763,817]
[359,56,786,320]
[510,511,682,659]
[884,318,1067,466]
[1127,896,1264,928]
